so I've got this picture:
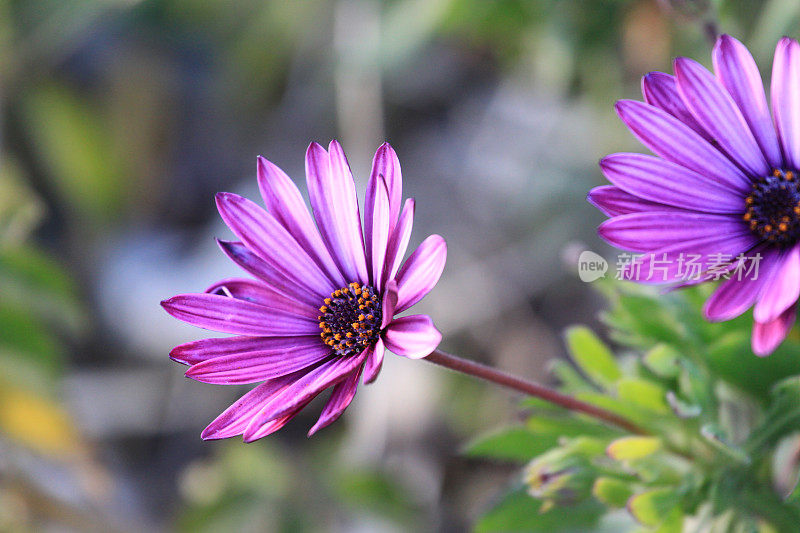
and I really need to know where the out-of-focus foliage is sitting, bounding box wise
[177,439,423,532]
[0,174,106,530]
[468,280,800,532]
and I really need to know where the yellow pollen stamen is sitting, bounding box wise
[318,283,383,357]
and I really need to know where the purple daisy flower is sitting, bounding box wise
[161,141,446,441]
[589,35,800,356]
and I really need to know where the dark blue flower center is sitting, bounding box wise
[744,169,800,248]
[318,283,382,357]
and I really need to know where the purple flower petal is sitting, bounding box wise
[216,193,335,298]
[205,278,318,320]
[257,156,347,287]
[598,212,747,252]
[305,141,368,284]
[370,143,403,231]
[383,198,415,288]
[381,280,398,328]
[369,176,391,289]
[201,370,307,440]
[674,57,769,177]
[395,235,447,313]
[243,348,369,437]
[216,240,321,308]
[619,231,757,284]
[383,315,442,359]
[615,100,750,192]
[365,143,403,280]
[641,71,711,140]
[752,304,796,357]
[587,186,689,217]
[713,35,783,168]
[307,367,362,436]
[242,404,309,442]
[600,153,744,213]
[362,337,384,384]
[161,294,319,336]
[703,246,779,321]
[754,245,800,322]
[185,341,331,384]
[170,335,320,366]
[772,37,800,170]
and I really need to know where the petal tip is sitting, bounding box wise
[613,99,638,118]
[200,426,222,440]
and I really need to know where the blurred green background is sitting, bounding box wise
[2,0,799,531]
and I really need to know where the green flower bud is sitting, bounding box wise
[524,443,598,507]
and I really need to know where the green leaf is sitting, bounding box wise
[706,332,800,400]
[334,468,419,523]
[643,344,682,379]
[627,488,680,527]
[476,487,604,533]
[526,414,620,440]
[592,477,633,508]
[617,378,670,415]
[0,301,63,376]
[771,375,800,403]
[463,426,554,462]
[564,326,621,388]
[606,436,661,460]
[699,424,751,465]
[574,392,648,426]
[677,359,716,413]
[0,157,44,247]
[0,245,86,337]
[548,359,596,393]
[604,290,690,349]
[20,83,127,221]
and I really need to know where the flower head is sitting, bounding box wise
[589,35,800,356]
[162,141,446,441]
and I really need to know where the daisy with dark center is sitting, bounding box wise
[162,141,447,441]
[163,141,656,440]
[589,34,800,356]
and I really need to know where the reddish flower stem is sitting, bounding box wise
[424,349,647,435]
